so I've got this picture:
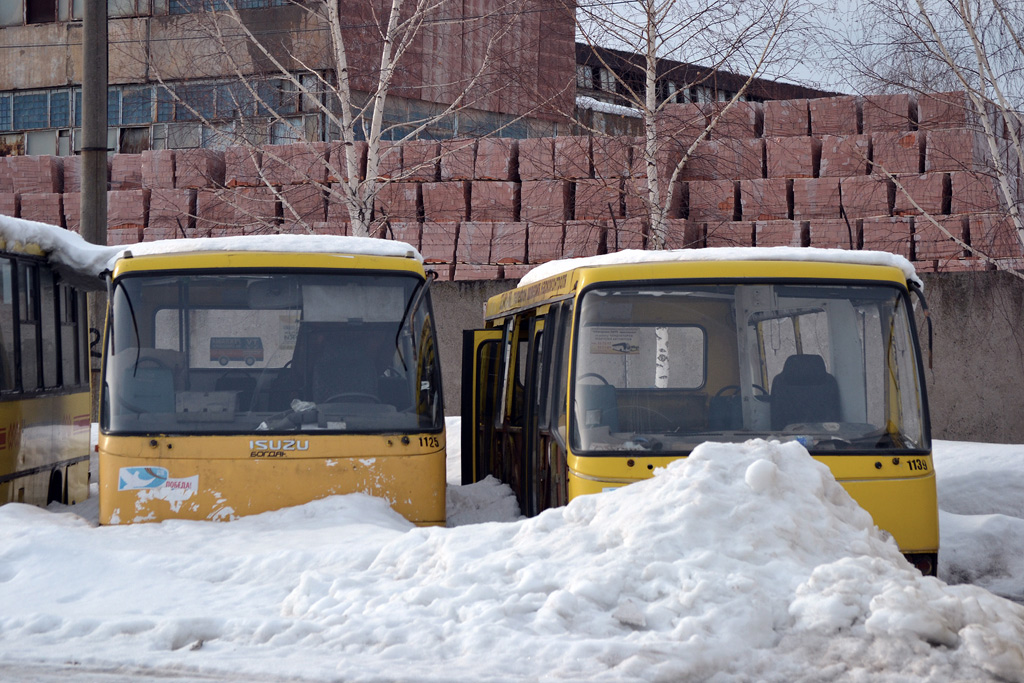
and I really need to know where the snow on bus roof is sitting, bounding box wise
[517,247,922,288]
[0,216,422,286]
[105,233,423,268]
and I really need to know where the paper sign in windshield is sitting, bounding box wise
[590,327,640,354]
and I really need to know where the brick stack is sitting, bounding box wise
[176,149,226,189]
[7,156,64,226]
[0,90,1019,276]
[111,154,144,190]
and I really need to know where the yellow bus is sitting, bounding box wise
[464,248,938,574]
[98,237,445,526]
[0,233,92,508]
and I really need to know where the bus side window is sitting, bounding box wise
[18,261,41,392]
[0,257,12,391]
[549,302,573,445]
[40,267,59,389]
[59,284,82,387]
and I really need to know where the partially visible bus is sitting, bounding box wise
[0,233,92,508]
[99,237,445,525]
[464,248,938,574]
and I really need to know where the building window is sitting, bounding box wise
[13,92,49,130]
[50,90,69,127]
[0,94,11,132]
[0,0,22,26]
[25,129,56,155]
[119,126,150,154]
[26,0,57,23]
[109,0,150,17]
[576,64,593,90]
[121,86,154,125]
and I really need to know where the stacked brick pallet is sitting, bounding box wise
[658,91,1023,271]
[0,91,1020,278]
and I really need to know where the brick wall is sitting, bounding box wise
[0,91,1020,277]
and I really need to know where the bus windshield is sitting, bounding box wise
[572,281,928,454]
[102,270,442,435]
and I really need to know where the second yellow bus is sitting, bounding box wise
[463,248,938,574]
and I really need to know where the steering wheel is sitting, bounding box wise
[714,384,768,397]
[578,372,609,384]
[322,392,381,404]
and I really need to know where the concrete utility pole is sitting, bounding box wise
[80,0,108,247]
[80,0,108,406]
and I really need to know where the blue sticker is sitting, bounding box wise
[118,466,170,491]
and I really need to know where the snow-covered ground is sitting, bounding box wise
[0,418,1022,682]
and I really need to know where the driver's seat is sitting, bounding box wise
[770,354,841,429]
[307,325,380,403]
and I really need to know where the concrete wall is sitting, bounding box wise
[432,279,515,417]
[434,274,1024,444]
[921,271,1024,443]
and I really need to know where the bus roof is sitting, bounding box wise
[0,215,422,289]
[486,247,922,320]
[518,247,921,289]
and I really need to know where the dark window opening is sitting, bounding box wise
[26,0,56,23]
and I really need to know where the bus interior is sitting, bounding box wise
[103,270,442,435]
[571,281,928,455]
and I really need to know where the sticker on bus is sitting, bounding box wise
[118,467,199,501]
[210,336,264,366]
[119,467,169,490]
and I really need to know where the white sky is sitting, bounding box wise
[0,419,1021,682]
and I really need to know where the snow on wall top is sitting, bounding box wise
[518,247,922,288]
[0,216,421,289]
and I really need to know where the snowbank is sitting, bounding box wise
[2,438,1022,682]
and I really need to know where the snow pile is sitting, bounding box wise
[518,246,922,288]
[2,439,1022,682]
[934,441,1024,603]
[446,475,522,525]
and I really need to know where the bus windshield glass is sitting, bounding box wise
[572,281,927,454]
[103,270,442,435]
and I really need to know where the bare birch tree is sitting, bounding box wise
[573,0,811,248]
[129,0,559,236]
[842,0,1024,271]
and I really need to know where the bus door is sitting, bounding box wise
[520,315,548,517]
[461,328,502,485]
[534,301,573,513]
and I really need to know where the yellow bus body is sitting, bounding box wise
[0,392,91,506]
[99,243,446,526]
[1,236,93,510]
[98,432,445,524]
[466,250,939,571]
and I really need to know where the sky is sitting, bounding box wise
[0,418,1022,682]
